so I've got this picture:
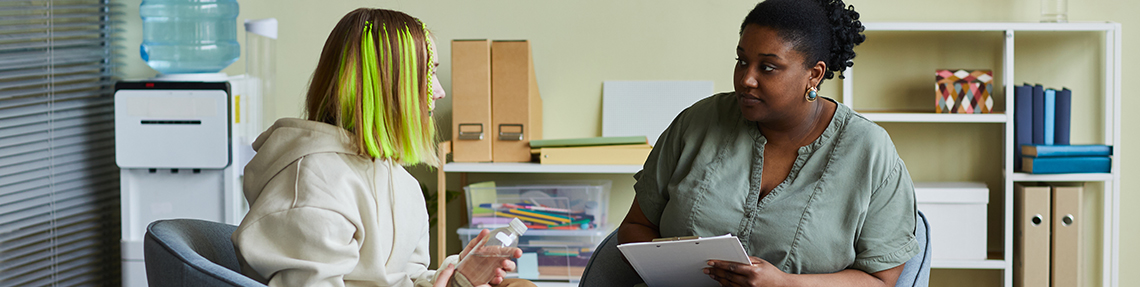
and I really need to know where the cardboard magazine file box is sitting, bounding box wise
[914,182,989,260]
[491,40,543,162]
[451,39,493,162]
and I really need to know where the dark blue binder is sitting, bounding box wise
[1055,88,1072,145]
[1032,84,1045,144]
[1014,84,1033,171]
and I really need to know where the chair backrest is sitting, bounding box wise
[895,210,932,287]
[578,211,932,287]
[578,229,644,287]
[144,219,266,287]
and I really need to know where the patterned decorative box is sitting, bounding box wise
[935,69,994,113]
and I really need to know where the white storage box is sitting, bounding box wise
[465,181,610,231]
[457,227,608,282]
[915,182,989,260]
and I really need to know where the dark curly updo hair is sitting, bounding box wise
[740,0,865,84]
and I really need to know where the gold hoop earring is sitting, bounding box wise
[805,87,819,102]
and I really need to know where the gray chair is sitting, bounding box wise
[143,219,266,287]
[579,211,932,287]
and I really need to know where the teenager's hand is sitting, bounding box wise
[433,264,455,287]
[486,247,522,284]
[459,229,490,260]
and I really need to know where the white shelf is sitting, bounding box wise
[865,22,1116,32]
[1009,172,1114,182]
[932,259,1007,269]
[858,112,1006,123]
[443,162,641,174]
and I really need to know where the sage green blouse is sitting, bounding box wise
[634,93,919,274]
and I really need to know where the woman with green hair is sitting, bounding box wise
[232,8,532,287]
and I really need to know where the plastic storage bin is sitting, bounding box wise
[457,227,608,282]
[465,181,610,230]
[915,182,989,260]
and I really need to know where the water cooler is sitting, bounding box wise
[117,0,277,285]
[114,80,244,286]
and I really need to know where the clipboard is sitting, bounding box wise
[617,234,751,287]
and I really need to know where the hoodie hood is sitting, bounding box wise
[243,118,360,204]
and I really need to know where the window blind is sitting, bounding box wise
[0,0,121,285]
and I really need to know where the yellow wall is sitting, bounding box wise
[113,0,1139,286]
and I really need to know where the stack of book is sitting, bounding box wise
[1020,144,1112,174]
[528,136,651,165]
[1014,83,1111,173]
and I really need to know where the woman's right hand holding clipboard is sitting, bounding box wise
[704,256,786,287]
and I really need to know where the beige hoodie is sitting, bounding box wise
[233,118,458,287]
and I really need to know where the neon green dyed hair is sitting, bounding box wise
[305,9,439,166]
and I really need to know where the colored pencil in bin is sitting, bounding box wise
[509,209,572,223]
[503,209,567,223]
[550,218,591,228]
[494,211,560,226]
[487,203,575,214]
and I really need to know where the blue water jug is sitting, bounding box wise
[140,0,240,74]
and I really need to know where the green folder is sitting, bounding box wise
[529,136,648,148]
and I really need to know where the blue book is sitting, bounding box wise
[1044,89,1056,145]
[1021,144,1112,157]
[1014,84,1033,171]
[1022,156,1111,174]
[1055,88,1072,145]
[1032,84,1045,144]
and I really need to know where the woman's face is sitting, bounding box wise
[734,24,815,123]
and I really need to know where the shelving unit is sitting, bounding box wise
[842,22,1121,287]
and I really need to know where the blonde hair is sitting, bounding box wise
[305,8,439,166]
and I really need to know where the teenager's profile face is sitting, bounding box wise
[429,40,445,110]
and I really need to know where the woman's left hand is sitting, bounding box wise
[704,256,790,287]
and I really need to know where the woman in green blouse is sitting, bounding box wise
[617,0,919,286]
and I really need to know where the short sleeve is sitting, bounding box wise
[851,158,920,274]
[233,207,361,287]
[633,109,688,226]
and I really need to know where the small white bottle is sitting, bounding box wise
[455,218,528,285]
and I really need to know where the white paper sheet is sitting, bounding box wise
[602,81,715,145]
[617,234,751,287]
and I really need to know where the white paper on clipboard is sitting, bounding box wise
[616,234,751,287]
